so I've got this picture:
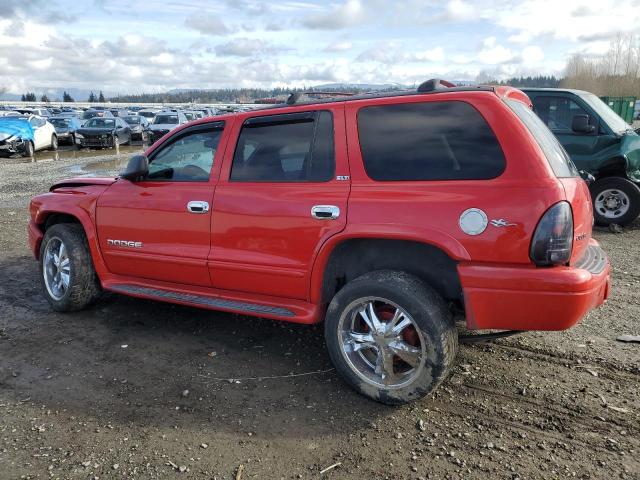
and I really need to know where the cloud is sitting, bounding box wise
[323,41,353,53]
[302,0,366,30]
[184,12,232,36]
[477,37,517,65]
[214,38,291,57]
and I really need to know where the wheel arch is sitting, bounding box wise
[311,234,466,308]
[594,155,629,179]
[34,207,107,279]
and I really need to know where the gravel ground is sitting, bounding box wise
[0,147,639,480]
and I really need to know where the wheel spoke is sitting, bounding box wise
[58,243,66,263]
[60,272,70,287]
[347,331,376,352]
[359,302,382,332]
[375,349,396,385]
[389,340,421,368]
[59,258,70,270]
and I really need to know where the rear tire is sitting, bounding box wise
[591,177,640,226]
[39,224,101,312]
[324,270,458,405]
[50,134,58,151]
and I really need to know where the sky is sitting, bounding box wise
[1,0,640,95]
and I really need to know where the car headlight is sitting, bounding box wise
[0,133,14,142]
[75,133,84,139]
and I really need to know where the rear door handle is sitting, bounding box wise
[187,201,209,214]
[311,205,340,220]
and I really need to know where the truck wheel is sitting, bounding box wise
[591,177,640,226]
[39,224,101,312]
[324,270,457,405]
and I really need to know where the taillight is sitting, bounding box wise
[530,201,573,266]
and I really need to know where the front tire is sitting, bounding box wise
[50,134,58,151]
[22,141,34,158]
[324,270,457,405]
[591,177,640,226]
[39,224,101,312]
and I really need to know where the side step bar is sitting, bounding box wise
[108,284,296,318]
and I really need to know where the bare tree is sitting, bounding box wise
[562,34,640,96]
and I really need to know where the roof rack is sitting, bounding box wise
[416,78,456,93]
[286,91,356,105]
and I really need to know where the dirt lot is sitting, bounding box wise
[0,147,639,480]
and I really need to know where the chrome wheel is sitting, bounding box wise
[595,188,630,219]
[43,237,70,301]
[338,297,426,389]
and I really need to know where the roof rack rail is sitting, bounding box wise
[286,91,356,105]
[416,78,456,93]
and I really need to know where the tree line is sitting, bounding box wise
[562,34,640,96]
[19,90,106,103]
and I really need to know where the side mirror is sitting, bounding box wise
[120,154,148,181]
[572,114,595,134]
[579,170,595,185]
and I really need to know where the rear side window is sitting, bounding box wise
[507,99,579,178]
[357,101,505,181]
[231,111,334,182]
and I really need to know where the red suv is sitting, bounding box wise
[28,81,611,404]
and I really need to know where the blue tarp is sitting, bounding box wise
[0,117,34,141]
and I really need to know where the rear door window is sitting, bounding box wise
[357,101,505,181]
[230,111,335,182]
[507,99,579,178]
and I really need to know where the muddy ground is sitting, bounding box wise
[0,145,638,480]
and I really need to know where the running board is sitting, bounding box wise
[108,283,296,318]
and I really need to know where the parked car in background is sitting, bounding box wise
[81,109,114,125]
[27,81,610,405]
[49,116,83,145]
[522,88,640,226]
[147,111,187,144]
[0,115,57,157]
[0,111,21,117]
[75,117,131,149]
[16,107,52,118]
[122,114,149,141]
[109,108,132,118]
[138,109,158,120]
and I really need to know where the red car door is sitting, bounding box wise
[96,121,230,286]
[209,106,350,301]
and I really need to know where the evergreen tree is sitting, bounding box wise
[62,91,74,102]
[40,94,50,103]
[21,94,26,101]
[25,92,37,102]
[88,91,96,102]
[98,91,105,102]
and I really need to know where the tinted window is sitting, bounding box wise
[154,114,178,124]
[358,101,505,181]
[230,111,334,182]
[148,126,223,182]
[86,118,115,128]
[531,96,594,133]
[507,100,578,178]
[124,116,140,124]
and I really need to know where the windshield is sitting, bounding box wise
[154,114,178,124]
[139,111,155,118]
[82,111,101,120]
[580,93,631,134]
[124,116,140,124]
[85,118,115,128]
[50,118,70,128]
[507,99,579,178]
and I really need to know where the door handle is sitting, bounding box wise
[311,205,340,220]
[187,201,210,214]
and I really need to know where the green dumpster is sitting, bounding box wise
[600,95,637,123]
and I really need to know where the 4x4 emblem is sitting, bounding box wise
[490,219,517,227]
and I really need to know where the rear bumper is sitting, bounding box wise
[28,219,43,259]
[459,240,611,331]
